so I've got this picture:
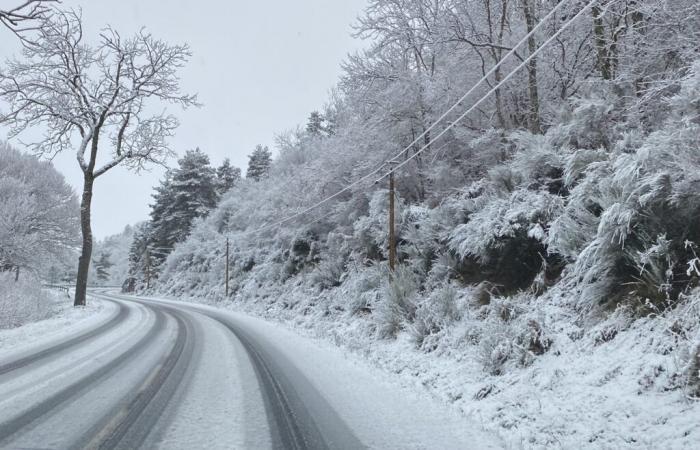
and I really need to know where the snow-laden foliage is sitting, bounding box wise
[0,272,54,329]
[0,142,79,276]
[91,224,139,287]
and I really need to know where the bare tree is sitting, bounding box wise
[0,10,198,306]
[0,1,56,41]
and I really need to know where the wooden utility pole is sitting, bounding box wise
[225,237,230,297]
[388,168,396,272]
[145,247,151,290]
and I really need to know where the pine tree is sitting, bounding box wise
[127,223,151,281]
[94,251,114,283]
[216,158,242,197]
[246,145,272,181]
[145,148,219,270]
[306,111,327,136]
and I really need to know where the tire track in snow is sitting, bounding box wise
[114,293,365,450]
[0,297,129,377]
[77,292,196,450]
[0,302,168,445]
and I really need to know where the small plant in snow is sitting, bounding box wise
[409,283,461,350]
[376,265,418,339]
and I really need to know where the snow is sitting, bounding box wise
[127,294,502,449]
[0,289,107,356]
[156,309,271,450]
[148,277,700,449]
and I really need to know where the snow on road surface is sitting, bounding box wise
[0,291,500,449]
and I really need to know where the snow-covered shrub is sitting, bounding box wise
[449,188,563,292]
[475,293,553,374]
[409,282,461,350]
[546,65,700,311]
[0,273,54,329]
[376,265,418,338]
[312,256,346,290]
[344,263,382,316]
[549,91,619,151]
[353,190,406,263]
[661,294,700,397]
[310,232,350,290]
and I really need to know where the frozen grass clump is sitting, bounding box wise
[475,293,553,375]
[409,283,461,350]
[376,266,418,339]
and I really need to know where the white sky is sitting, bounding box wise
[0,0,367,239]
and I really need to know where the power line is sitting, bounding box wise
[378,0,575,163]
[376,0,607,180]
[230,0,604,240]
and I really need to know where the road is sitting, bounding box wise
[0,291,498,449]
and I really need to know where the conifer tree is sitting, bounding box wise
[94,252,113,283]
[306,111,327,136]
[145,148,219,271]
[216,158,242,197]
[246,145,272,181]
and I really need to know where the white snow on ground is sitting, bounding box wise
[0,289,108,358]
[155,281,700,449]
[137,294,501,449]
[156,309,271,450]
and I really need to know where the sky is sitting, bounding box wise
[0,0,367,239]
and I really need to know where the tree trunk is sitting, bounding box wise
[74,173,94,306]
[592,5,612,81]
[522,0,541,133]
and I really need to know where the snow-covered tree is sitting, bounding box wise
[138,148,219,274]
[0,1,54,41]
[93,251,113,283]
[306,111,328,136]
[0,141,80,278]
[246,144,272,181]
[127,222,150,285]
[92,224,137,287]
[0,10,197,306]
[216,158,241,197]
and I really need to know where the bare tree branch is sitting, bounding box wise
[0,1,58,43]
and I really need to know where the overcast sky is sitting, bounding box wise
[0,0,367,239]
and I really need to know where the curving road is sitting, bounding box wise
[0,291,497,450]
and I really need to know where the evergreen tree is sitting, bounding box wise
[306,111,327,136]
[94,251,114,283]
[127,223,151,280]
[145,170,175,268]
[166,148,218,241]
[145,148,219,270]
[246,145,272,181]
[216,158,242,197]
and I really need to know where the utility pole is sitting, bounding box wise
[145,247,151,290]
[388,166,396,272]
[225,237,230,297]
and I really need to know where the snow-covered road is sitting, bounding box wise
[0,291,498,449]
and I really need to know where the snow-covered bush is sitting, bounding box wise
[342,263,382,317]
[409,282,461,350]
[449,187,563,292]
[0,273,54,329]
[376,265,419,338]
[476,293,552,375]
